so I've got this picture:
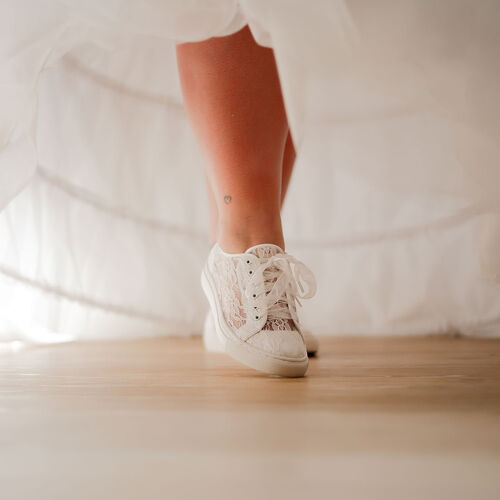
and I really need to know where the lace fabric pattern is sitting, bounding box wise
[210,245,316,338]
[212,253,248,331]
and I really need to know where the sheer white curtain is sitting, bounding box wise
[1,0,499,343]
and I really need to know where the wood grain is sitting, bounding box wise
[1,336,499,499]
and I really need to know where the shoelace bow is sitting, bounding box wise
[244,253,316,325]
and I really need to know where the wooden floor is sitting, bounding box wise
[1,336,499,499]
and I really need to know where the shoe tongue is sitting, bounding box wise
[245,244,295,332]
[245,244,284,259]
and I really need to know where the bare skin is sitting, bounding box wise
[176,25,293,253]
[205,131,296,245]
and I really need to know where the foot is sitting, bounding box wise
[201,243,316,377]
[203,312,319,356]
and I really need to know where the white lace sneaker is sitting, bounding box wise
[200,243,316,377]
[203,313,319,356]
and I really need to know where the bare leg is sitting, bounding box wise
[205,173,219,245]
[206,130,296,245]
[176,26,288,253]
[280,130,296,208]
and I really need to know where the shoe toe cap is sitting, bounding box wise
[246,329,307,359]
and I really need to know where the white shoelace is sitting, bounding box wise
[242,253,316,329]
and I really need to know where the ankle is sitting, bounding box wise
[217,216,285,253]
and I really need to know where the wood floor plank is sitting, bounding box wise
[1,336,499,499]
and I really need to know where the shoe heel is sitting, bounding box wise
[202,313,225,353]
[201,268,228,351]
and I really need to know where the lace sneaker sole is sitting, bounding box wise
[201,266,308,377]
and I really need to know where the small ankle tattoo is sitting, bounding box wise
[223,195,232,205]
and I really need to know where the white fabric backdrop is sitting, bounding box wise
[1,1,499,342]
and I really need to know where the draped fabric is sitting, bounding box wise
[1,0,499,343]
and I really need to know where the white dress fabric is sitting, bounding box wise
[1,0,499,343]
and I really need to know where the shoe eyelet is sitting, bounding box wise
[255,316,259,320]
[252,294,256,298]
[249,270,253,274]
[246,260,250,264]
